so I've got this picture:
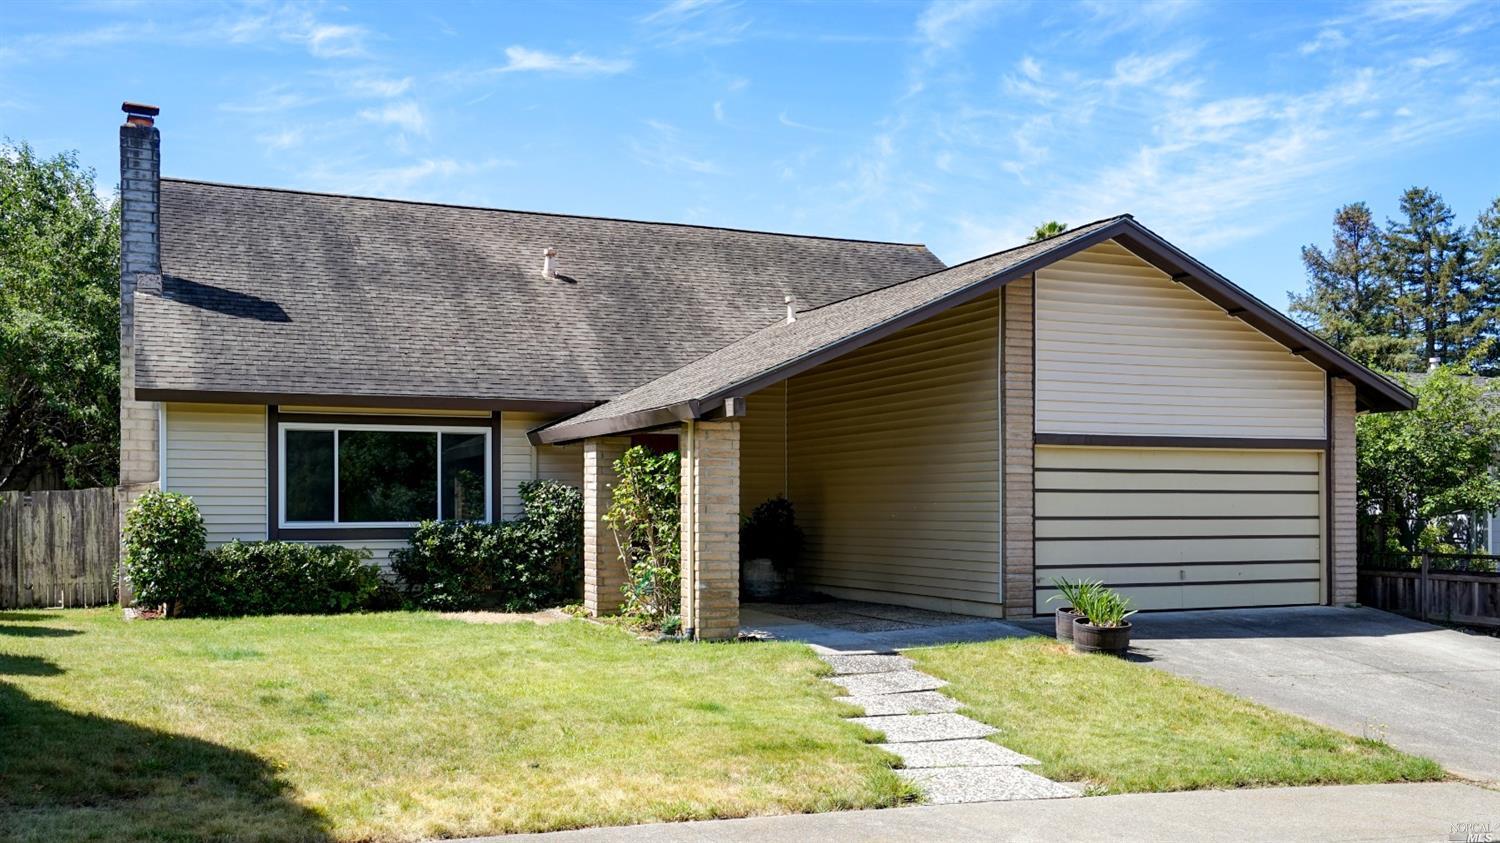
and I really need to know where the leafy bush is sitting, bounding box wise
[1071,583,1137,628]
[740,496,805,577]
[204,541,392,616]
[392,480,584,611]
[122,490,207,616]
[603,446,681,631]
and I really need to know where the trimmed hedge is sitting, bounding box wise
[122,490,207,617]
[392,480,583,611]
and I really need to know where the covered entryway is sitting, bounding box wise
[1033,446,1324,612]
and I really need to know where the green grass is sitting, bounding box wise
[907,637,1445,794]
[0,609,909,842]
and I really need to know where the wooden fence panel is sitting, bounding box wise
[1359,557,1500,630]
[0,488,119,609]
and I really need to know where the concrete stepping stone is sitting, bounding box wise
[842,691,961,715]
[850,713,997,743]
[879,738,1039,768]
[819,653,912,675]
[897,765,1079,804]
[830,669,945,696]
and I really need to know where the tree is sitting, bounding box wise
[0,142,120,490]
[1289,203,1410,371]
[1466,197,1500,373]
[1383,187,1478,368]
[1029,220,1068,241]
[1356,363,1500,558]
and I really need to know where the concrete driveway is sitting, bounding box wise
[1119,606,1500,783]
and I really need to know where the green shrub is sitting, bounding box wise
[391,480,584,611]
[603,447,681,631]
[740,496,805,577]
[122,490,207,616]
[204,541,392,616]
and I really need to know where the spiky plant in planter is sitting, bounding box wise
[1046,577,1101,642]
[1070,584,1138,655]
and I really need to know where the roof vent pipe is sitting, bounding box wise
[784,295,797,324]
[543,247,558,279]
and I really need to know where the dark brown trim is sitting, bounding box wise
[1036,533,1320,542]
[139,387,592,414]
[1035,577,1320,590]
[277,412,493,428]
[1038,514,1319,521]
[276,527,415,541]
[1034,433,1328,450]
[267,405,279,540]
[1036,466,1319,476]
[490,411,503,523]
[1324,374,1336,606]
[1036,488,1320,495]
[1036,559,1321,569]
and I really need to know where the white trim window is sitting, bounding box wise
[278,421,492,528]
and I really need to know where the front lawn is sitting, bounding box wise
[0,610,907,842]
[907,637,1444,794]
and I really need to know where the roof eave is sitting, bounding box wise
[138,387,596,415]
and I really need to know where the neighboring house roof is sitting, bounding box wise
[535,215,1416,443]
[135,179,945,410]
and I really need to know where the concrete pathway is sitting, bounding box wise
[1016,606,1500,784]
[743,602,1075,805]
[485,782,1500,842]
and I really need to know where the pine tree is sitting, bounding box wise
[1289,203,1409,370]
[1466,197,1500,373]
[1383,187,1476,369]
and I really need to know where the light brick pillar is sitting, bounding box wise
[119,104,161,489]
[582,436,631,616]
[1002,277,1036,618]
[681,419,741,640]
[1330,378,1358,606]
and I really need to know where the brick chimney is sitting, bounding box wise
[119,101,161,490]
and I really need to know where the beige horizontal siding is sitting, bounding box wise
[788,293,1001,612]
[500,411,582,519]
[164,403,268,545]
[740,382,788,515]
[1035,241,1325,439]
[1034,445,1322,612]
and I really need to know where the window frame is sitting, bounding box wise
[276,419,493,530]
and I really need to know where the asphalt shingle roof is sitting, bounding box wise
[136,179,945,405]
[537,217,1128,441]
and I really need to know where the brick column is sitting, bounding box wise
[1330,378,1358,605]
[1002,277,1036,618]
[582,436,631,616]
[681,419,741,640]
[119,107,161,489]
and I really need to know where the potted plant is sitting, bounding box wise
[739,496,805,600]
[1045,577,1100,642]
[1070,585,1137,655]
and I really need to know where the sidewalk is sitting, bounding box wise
[477,782,1500,843]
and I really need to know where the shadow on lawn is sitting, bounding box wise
[0,678,331,841]
[0,625,82,638]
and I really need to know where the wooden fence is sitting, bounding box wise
[0,488,119,609]
[1359,553,1500,630]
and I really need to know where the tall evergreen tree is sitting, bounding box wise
[1466,197,1500,373]
[1289,203,1409,370]
[1383,187,1477,368]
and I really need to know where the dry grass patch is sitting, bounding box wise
[0,609,909,842]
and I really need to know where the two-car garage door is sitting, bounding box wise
[1032,446,1324,613]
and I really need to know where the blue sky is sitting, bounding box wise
[3,0,1498,310]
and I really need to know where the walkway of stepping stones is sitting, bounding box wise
[817,651,1079,804]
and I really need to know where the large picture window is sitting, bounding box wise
[279,422,491,527]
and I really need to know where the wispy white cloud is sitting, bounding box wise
[1298,27,1348,55]
[358,100,428,135]
[494,46,632,75]
[344,74,413,98]
[257,127,305,151]
[629,120,721,174]
[639,0,751,46]
[778,112,831,133]
[1108,47,1199,88]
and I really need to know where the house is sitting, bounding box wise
[117,103,1415,639]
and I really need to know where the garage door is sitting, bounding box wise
[1033,446,1323,613]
